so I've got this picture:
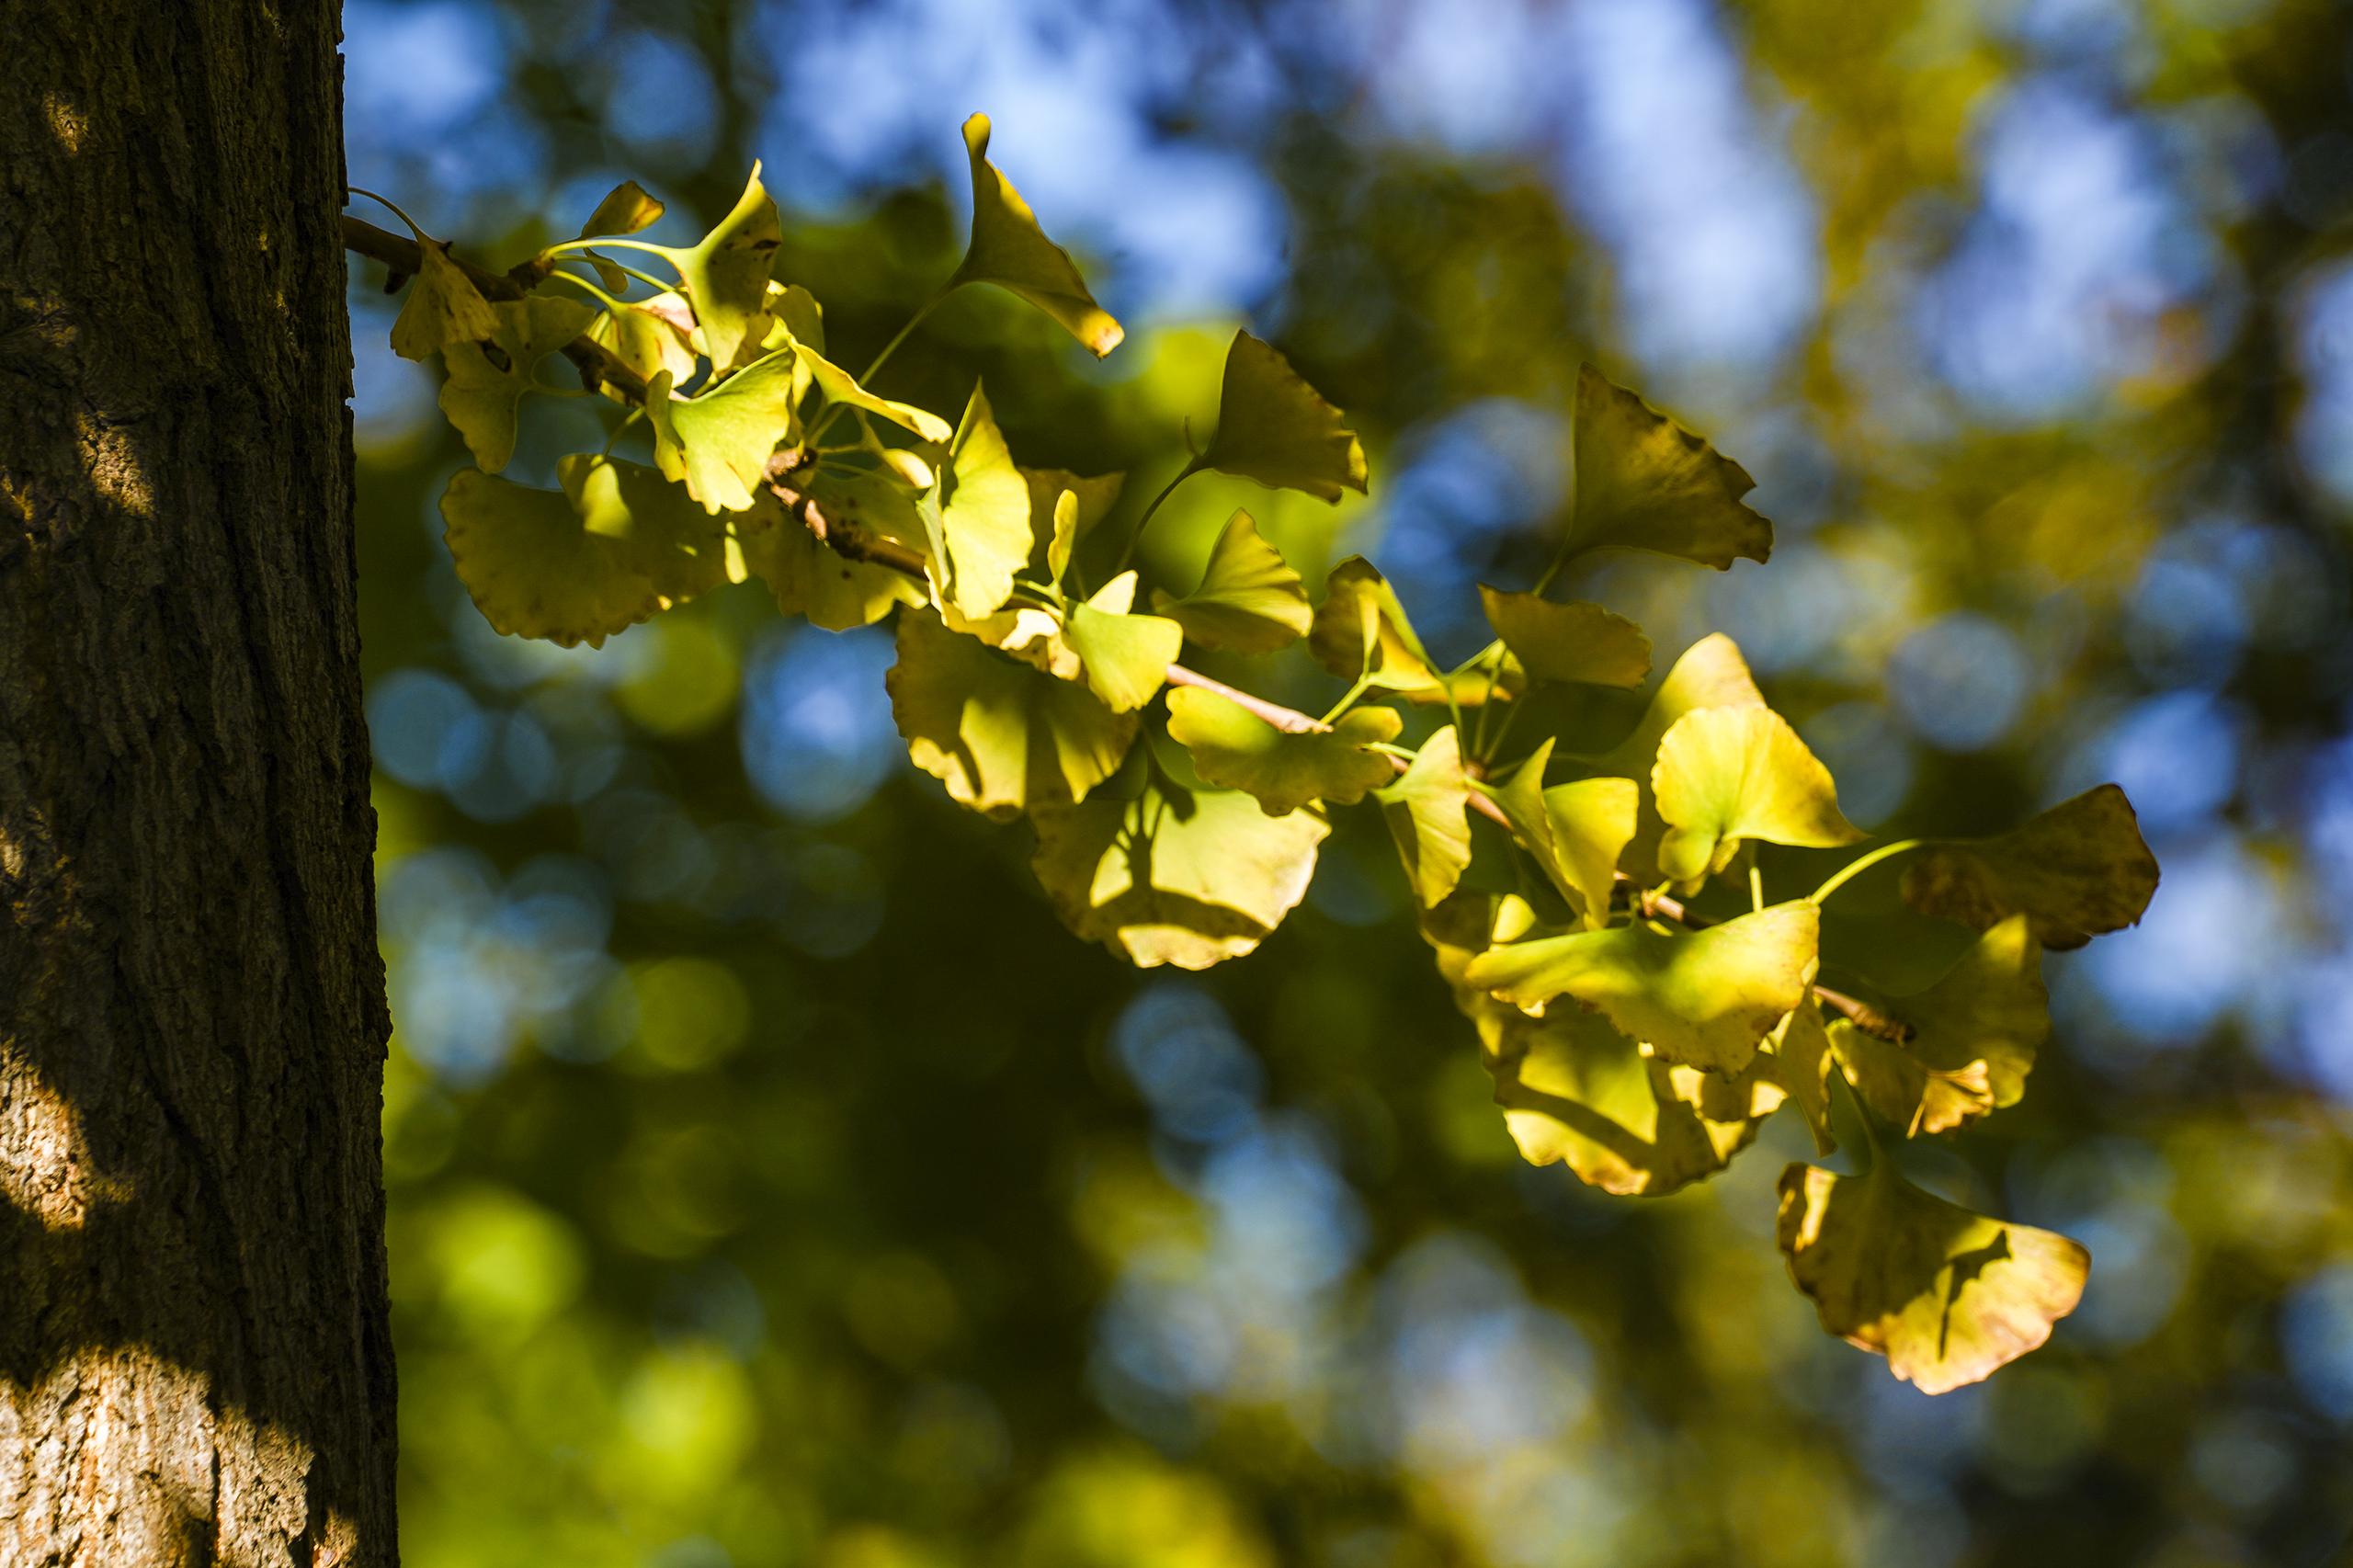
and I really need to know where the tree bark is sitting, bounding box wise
[0,5,394,1566]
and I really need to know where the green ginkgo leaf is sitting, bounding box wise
[949,114,1124,358]
[1540,774,1639,926]
[1486,738,1577,915]
[1485,1007,1785,1197]
[1900,784,2161,950]
[740,470,928,631]
[1826,914,2049,1136]
[1165,686,1402,817]
[1478,587,1652,688]
[1587,632,1766,881]
[391,236,501,362]
[1558,363,1772,570]
[558,453,733,606]
[925,382,1034,620]
[1768,1001,1837,1156]
[1463,901,1819,1075]
[577,180,665,294]
[1379,726,1474,910]
[1064,573,1183,713]
[1200,331,1370,503]
[585,294,698,405]
[438,296,598,472]
[1022,467,1124,585]
[1654,705,1864,885]
[660,164,781,372]
[765,316,951,443]
[1029,776,1326,969]
[440,468,663,648]
[1149,510,1313,653]
[888,607,1135,820]
[1777,1162,2088,1394]
[646,355,801,515]
[1308,557,1442,692]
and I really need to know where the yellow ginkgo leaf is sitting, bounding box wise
[925,381,1035,621]
[391,236,501,362]
[1149,510,1313,653]
[661,164,782,373]
[1653,705,1863,886]
[1063,572,1184,713]
[646,356,801,515]
[949,114,1124,358]
[1478,587,1651,688]
[1558,363,1771,570]
[1377,726,1473,909]
[1166,686,1403,817]
[1200,331,1369,503]
[1777,1161,2088,1394]
[1586,632,1766,882]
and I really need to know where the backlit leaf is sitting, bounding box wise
[580,179,665,239]
[1777,1162,2088,1394]
[1560,364,1771,570]
[1166,686,1402,816]
[586,295,697,404]
[767,281,824,357]
[1464,901,1819,1075]
[1200,331,1369,503]
[646,356,801,515]
[661,164,781,372]
[1587,632,1766,882]
[440,468,660,648]
[1826,915,2049,1136]
[1900,784,2161,950]
[888,607,1135,820]
[1309,557,1441,692]
[1654,705,1864,885]
[1488,743,1636,928]
[1479,588,1652,688]
[949,113,1124,358]
[559,453,733,605]
[438,296,598,472]
[1064,573,1183,713]
[1768,1001,1837,1156]
[741,470,928,631]
[1149,510,1313,653]
[1378,726,1473,908]
[1022,468,1124,585]
[1030,777,1326,969]
[767,316,951,443]
[927,382,1035,620]
[391,236,500,362]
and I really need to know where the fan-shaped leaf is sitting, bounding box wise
[1309,557,1441,692]
[438,296,597,473]
[925,382,1034,620]
[1023,468,1124,585]
[741,471,928,631]
[1149,510,1313,653]
[391,236,500,362]
[1900,784,2160,950]
[1378,726,1473,908]
[949,113,1124,358]
[580,179,665,239]
[1464,901,1818,1075]
[1200,331,1369,503]
[440,469,662,648]
[1587,632,1766,882]
[586,296,698,404]
[646,356,801,515]
[1166,687,1402,816]
[1030,777,1326,969]
[1777,1162,2088,1394]
[1654,705,1864,886]
[1560,364,1771,570]
[660,164,781,372]
[1479,588,1651,688]
[1065,573,1183,713]
[558,453,733,605]
[888,607,1135,820]
[1826,915,2049,1136]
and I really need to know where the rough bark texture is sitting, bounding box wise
[0,4,394,1566]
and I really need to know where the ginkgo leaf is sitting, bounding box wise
[391,236,501,362]
[1463,901,1818,1075]
[557,453,733,605]
[661,164,781,372]
[586,295,698,403]
[1900,784,2161,950]
[646,356,801,515]
[1309,557,1442,692]
[441,469,662,647]
[949,113,1124,358]
[1532,773,1638,926]
[741,470,928,631]
[580,179,665,239]
[1166,686,1402,816]
[1030,776,1326,968]
[1559,364,1771,570]
[1200,331,1369,503]
[1777,1162,2088,1394]
[767,281,825,357]
[1485,1007,1784,1197]
[1479,588,1651,688]
[1825,915,2049,1136]
[1149,510,1313,653]
[1379,725,1473,908]
[766,316,951,443]
[1587,632,1767,882]
[1064,573,1183,712]
[1487,738,1574,911]
[924,382,1034,620]
[888,607,1136,820]
[438,296,598,472]
[1768,1001,1837,1156]
[1022,468,1124,585]
[1654,705,1864,886]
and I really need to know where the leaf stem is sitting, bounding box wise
[1109,454,1210,578]
[538,268,624,312]
[346,187,428,240]
[1750,861,1766,915]
[601,407,643,457]
[1318,673,1378,726]
[1809,839,1926,906]
[858,290,948,384]
[544,237,677,263]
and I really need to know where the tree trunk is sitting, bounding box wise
[0,4,394,1565]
